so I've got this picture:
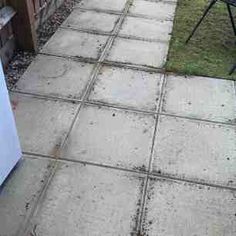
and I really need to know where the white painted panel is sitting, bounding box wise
[0,62,21,185]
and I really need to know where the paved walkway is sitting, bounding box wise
[1,0,236,235]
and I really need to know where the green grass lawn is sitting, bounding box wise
[166,0,236,80]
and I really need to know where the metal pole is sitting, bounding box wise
[186,0,218,43]
[227,3,236,36]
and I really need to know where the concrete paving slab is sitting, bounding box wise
[62,105,155,170]
[163,0,178,2]
[129,0,176,20]
[15,55,94,99]
[62,9,119,33]
[42,28,109,59]
[0,156,52,236]
[152,115,236,187]
[119,16,173,41]
[107,37,169,67]
[77,0,127,12]
[89,66,163,111]
[32,162,145,236]
[3,0,235,232]
[11,94,78,156]
[142,177,236,236]
[162,75,236,124]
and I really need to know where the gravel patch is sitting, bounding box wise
[6,0,80,89]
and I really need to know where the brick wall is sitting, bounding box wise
[32,0,64,28]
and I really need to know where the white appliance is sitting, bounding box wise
[0,61,21,185]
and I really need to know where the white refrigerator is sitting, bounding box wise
[0,61,21,185]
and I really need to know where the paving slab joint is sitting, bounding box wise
[18,1,136,235]
[135,74,167,233]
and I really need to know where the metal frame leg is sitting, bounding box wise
[229,64,236,75]
[227,3,236,36]
[227,4,236,75]
[186,0,218,43]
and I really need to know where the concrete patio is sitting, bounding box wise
[1,0,236,235]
